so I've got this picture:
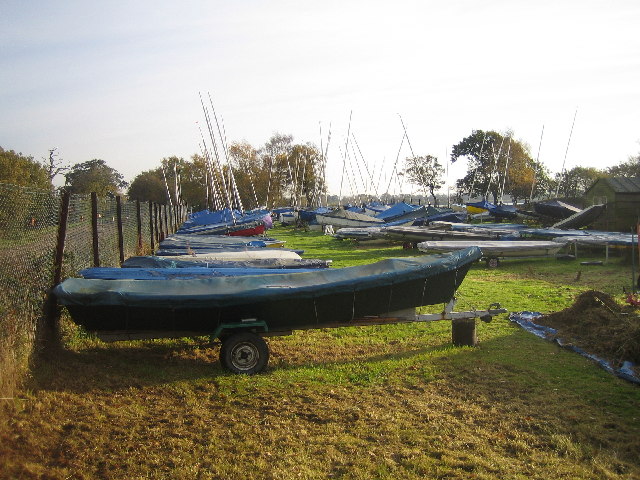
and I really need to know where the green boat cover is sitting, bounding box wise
[54,247,481,335]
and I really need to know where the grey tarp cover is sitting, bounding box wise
[121,256,331,269]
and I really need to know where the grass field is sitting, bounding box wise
[1,225,639,479]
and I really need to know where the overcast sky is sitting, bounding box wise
[2,0,639,197]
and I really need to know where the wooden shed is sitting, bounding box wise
[584,177,640,232]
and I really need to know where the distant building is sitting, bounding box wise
[584,177,640,232]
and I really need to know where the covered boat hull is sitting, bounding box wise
[418,240,565,257]
[55,247,482,339]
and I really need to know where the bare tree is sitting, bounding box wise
[41,148,68,185]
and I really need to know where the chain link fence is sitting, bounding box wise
[0,183,59,397]
[0,183,181,397]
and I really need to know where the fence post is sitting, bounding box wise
[148,201,155,252]
[116,196,125,265]
[163,204,169,238]
[91,192,100,267]
[154,203,161,243]
[45,190,71,346]
[136,199,142,254]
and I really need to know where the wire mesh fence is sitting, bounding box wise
[0,183,183,397]
[0,183,60,396]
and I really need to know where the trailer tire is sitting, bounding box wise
[220,332,269,374]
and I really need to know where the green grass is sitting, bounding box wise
[1,225,639,479]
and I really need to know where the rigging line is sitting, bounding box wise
[161,167,173,208]
[351,132,378,198]
[318,121,324,207]
[197,132,215,210]
[530,124,545,202]
[338,111,352,206]
[555,107,578,197]
[217,100,258,209]
[209,93,242,212]
[323,123,332,206]
[349,140,367,197]
[197,123,223,211]
[339,144,358,204]
[398,113,416,158]
[484,135,506,200]
[499,136,512,203]
[199,92,234,220]
[344,144,358,203]
[197,141,210,210]
[386,133,406,196]
[208,92,244,212]
[173,162,180,206]
[469,132,488,200]
[376,155,386,199]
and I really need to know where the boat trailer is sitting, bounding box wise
[214,298,507,374]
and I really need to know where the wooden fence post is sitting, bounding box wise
[153,203,160,245]
[45,190,71,346]
[163,204,169,238]
[149,201,155,252]
[136,199,142,254]
[116,196,125,265]
[91,192,100,267]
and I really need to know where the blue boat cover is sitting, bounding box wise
[375,202,420,221]
[466,199,496,211]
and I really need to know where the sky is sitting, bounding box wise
[1,0,639,198]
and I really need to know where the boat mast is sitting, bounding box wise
[208,93,244,213]
[468,131,488,201]
[484,135,506,202]
[161,166,173,208]
[338,111,352,207]
[199,92,235,222]
[529,124,545,203]
[498,136,512,203]
[555,107,578,198]
[351,132,378,200]
[386,132,406,198]
[197,122,224,211]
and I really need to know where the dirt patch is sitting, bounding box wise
[535,290,640,370]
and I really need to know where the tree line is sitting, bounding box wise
[2,129,639,208]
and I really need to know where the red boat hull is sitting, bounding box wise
[227,224,266,236]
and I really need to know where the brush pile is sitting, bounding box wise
[535,290,640,369]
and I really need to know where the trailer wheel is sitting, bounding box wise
[486,257,500,268]
[220,332,269,374]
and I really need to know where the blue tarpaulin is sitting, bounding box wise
[509,311,639,384]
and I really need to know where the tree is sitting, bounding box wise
[451,130,541,204]
[258,133,293,207]
[607,150,640,177]
[40,148,68,185]
[401,155,445,206]
[556,166,606,198]
[229,142,263,209]
[127,170,167,204]
[64,159,127,196]
[0,147,50,189]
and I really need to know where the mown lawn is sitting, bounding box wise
[1,225,639,479]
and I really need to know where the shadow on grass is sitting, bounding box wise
[30,331,467,394]
[30,318,640,403]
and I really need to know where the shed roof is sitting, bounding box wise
[586,177,640,195]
